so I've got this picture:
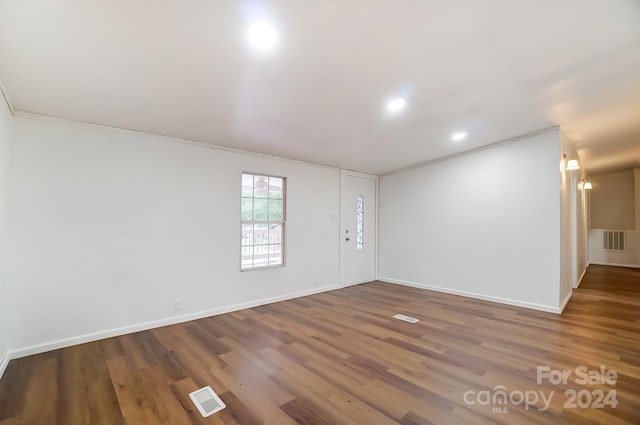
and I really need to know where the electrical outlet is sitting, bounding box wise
[174,298,182,311]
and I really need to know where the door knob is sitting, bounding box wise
[345,237,350,241]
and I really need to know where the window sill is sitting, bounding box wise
[240,264,286,272]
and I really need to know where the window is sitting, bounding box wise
[356,195,364,251]
[241,173,285,270]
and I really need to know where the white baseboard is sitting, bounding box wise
[342,278,374,287]
[0,351,9,381]
[6,284,340,364]
[559,290,573,313]
[377,276,562,314]
[589,261,640,269]
[576,267,588,288]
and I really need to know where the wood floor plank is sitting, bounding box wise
[208,351,298,425]
[106,356,164,425]
[86,378,126,425]
[0,264,638,424]
[279,398,334,425]
[56,347,91,425]
[21,356,58,425]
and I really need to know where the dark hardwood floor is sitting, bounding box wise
[0,264,638,424]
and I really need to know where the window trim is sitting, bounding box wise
[240,172,287,271]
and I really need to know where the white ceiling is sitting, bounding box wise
[1,0,639,175]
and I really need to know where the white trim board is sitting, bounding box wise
[0,352,9,382]
[3,284,340,370]
[378,277,563,314]
[559,290,573,314]
[576,267,588,288]
[0,78,15,115]
[589,262,640,269]
[13,111,343,173]
[342,278,375,288]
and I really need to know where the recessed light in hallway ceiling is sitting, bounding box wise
[386,98,406,113]
[247,21,278,52]
[452,131,468,142]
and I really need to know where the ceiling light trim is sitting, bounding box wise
[247,21,278,51]
[386,98,406,113]
[452,131,468,141]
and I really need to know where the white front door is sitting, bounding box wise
[340,170,376,286]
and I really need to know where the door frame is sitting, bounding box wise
[570,174,578,288]
[339,169,378,287]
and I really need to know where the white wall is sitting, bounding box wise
[590,170,635,230]
[6,114,340,355]
[378,130,563,312]
[0,95,11,370]
[588,169,640,267]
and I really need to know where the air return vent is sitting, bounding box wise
[189,386,226,417]
[393,314,419,323]
[602,231,625,251]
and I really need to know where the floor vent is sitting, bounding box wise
[393,314,419,323]
[603,230,625,251]
[189,386,226,417]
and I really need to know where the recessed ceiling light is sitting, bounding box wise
[386,98,406,113]
[452,131,468,141]
[247,21,277,51]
